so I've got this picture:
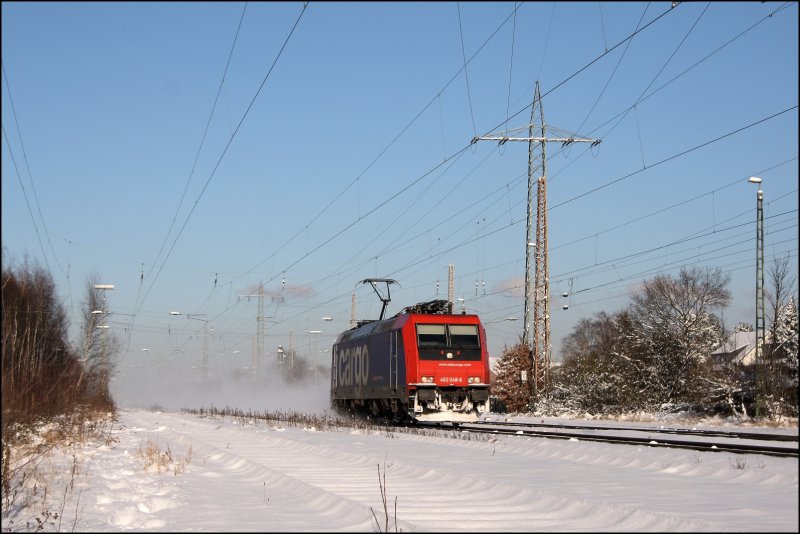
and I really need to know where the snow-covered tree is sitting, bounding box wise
[558,312,633,412]
[758,254,798,415]
[765,296,799,414]
[774,296,799,368]
[766,254,796,350]
[733,322,754,333]
[618,267,730,407]
[492,340,531,413]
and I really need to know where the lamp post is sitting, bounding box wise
[93,284,114,389]
[172,311,211,380]
[749,176,765,417]
[95,324,111,388]
[186,314,210,381]
[307,330,322,384]
[277,344,285,366]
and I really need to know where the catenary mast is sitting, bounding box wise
[473,81,599,403]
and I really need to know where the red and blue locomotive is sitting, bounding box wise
[330,280,491,422]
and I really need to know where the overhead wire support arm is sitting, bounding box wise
[473,132,600,146]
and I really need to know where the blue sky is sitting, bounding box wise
[2,2,798,402]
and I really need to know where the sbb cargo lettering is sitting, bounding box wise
[337,345,369,388]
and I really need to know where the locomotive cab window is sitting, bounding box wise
[417,324,447,347]
[416,323,482,360]
[448,324,480,348]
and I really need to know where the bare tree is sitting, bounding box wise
[762,255,798,416]
[558,312,633,412]
[2,253,81,421]
[766,254,797,343]
[76,276,119,408]
[620,266,730,406]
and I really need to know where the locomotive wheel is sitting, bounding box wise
[370,400,380,417]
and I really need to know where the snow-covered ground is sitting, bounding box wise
[3,409,797,532]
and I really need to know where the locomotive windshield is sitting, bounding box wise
[448,324,480,347]
[416,323,481,360]
[417,324,447,347]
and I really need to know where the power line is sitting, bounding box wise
[487,2,678,138]
[1,61,64,277]
[550,105,798,211]
[504,2,518,135]
[456,2,477,139]
[220,2,682,309]
[145,2,249,295]
[228,3,528,288]
[1,122,51,274]
[551,157,798,252]
[126,2,250,347]
[131,2,309,321]
[574,3,651,134]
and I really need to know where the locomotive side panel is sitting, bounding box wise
[331,327,408,403]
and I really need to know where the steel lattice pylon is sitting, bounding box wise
[473,81,600,403]
[528,84,548,398]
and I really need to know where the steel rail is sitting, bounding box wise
[415,421,798,458]
[467,419,799,442]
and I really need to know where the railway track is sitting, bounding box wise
[416,419,799,458]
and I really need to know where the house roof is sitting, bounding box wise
[711,331,756,356]
[711,331,757,365]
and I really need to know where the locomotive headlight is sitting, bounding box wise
[468,376,481,384]
[421,376,434,383]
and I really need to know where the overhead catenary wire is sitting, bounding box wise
[574,3,651,135]
[218,2,684,311]
[138,95,798,347]
[457,2,478,139]
[227,3,529,289]
[142,1,249,305]
[379,105,798,285]
[21,4,792,360]
[550,105,798,211]
[130,2,251,341]
[545,1,796,183]
[130,2,309,324]
[485,2,678,139]
[1,122,52,275]
[504,2,518,136]
[206,1,792,364]
[1,61,64,277]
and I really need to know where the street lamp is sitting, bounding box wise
[277,344,285,368]
[307,330,322,384]
[93,284,114,387]
[749,176,765,417]
[186,313,210,380]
